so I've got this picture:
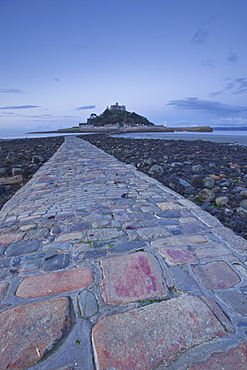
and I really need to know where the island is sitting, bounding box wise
[29,103,213,134]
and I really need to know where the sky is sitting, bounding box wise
[0,0,247,134]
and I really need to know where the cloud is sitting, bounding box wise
[190,15,218,45]
[0,88,26,94]
[226,52,239,64]
[75,105,96,111]
[0,105,40,110]
[53,78,60,82]
[190,28,209,44]
[167,97,247,115]
[210,77,247,97]
[202,60,214,69]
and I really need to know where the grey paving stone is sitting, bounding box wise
[170,266,199,291]
[78,290,99,318]
[22,259,42,271]
[155,211,181,219]
[42,254,70,271]
[69,221,90,232]
[158,219,180,226]
[216,290,247,316]
[43,242,72,252]
[137,226,170,241]
[5,240,40,256]
[83,249,107,259]
[110,240,146,253]
[26,252,46,260]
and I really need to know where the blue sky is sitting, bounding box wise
[0,0,247,134]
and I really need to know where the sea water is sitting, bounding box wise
[1,130,247,146]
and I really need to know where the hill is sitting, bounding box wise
[84,108,154,127]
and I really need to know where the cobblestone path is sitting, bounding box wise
[0,136,246,370]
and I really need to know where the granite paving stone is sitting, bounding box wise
[0,135,247,369]
[136,226,170,240]
[100,251,168,304]
[0,297,73,370]
[16,268,93,298]
[92,296,226,370]
[158,247,197,265]
[151,234,208,248]
[0,233,24,246]
[194,242,231,259]
[192,261,241,290]
[188,341,247,370]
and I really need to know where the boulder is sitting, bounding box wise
[215,196,229,207]
[192,164,203,173]
[240,199,247,211]
[203,177,215,189]
[5,152,16,165]
[168,177,195,195]
[148,165,164,177]
[240,190,247,198]
[12,167,22,176]
[0,168,6,176]
[198,189,215,203]
[31,155,45,164]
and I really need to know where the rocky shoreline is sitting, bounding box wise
[80,134,247,240]
[0,134,247,240]
[0,136,64,209]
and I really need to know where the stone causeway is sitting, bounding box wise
[0,136,246,369]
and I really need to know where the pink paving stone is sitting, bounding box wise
[92,295,226,370]
[158,247,197,265]
[192,261,240,290]
[100,252,167,304]
[0,233,23,246]
[0,297,73,370]
[188,341,247,370]
[16,268,93,299]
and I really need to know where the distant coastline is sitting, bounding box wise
[27,125,213,135]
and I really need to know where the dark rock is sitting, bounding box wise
[110,241,145,253]
[198,189,215,203]
[31,155,45,164]
[5,240,40,256]
[83,250,107,259]
[215,196,229,207]
[148,165,164,177]
[168,177,195,195]
[203,177,215,189]
[240,199,247,210]
[192,164,203,173]
[42,254,70,271]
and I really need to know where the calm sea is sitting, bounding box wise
[1,130,247,146]
[113,130,247,146]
